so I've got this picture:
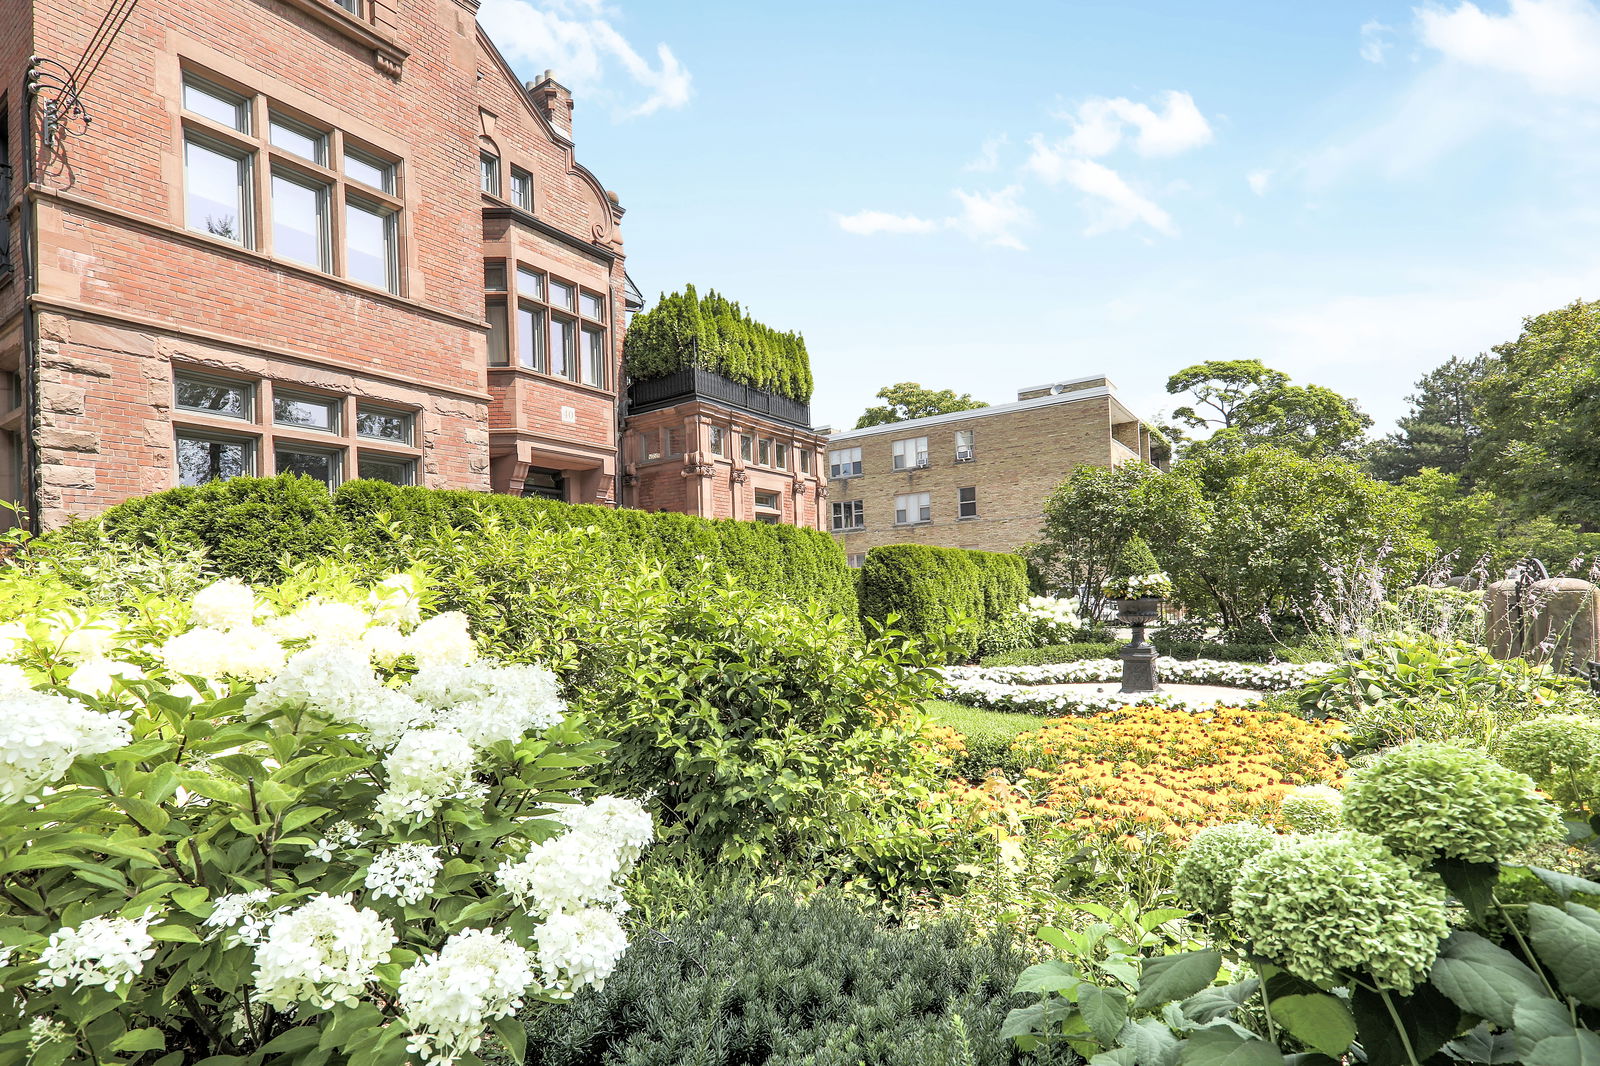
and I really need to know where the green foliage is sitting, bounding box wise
[1110,535,1159,582]
[1368,355,1489,483]
[54,476,857,623]
[622,284,814,402]
[1149,638,1280,663]
[854,382,988,428]
[980,642,1122,667]
[1497,713,1600,813]
[1297,634,1585,750]
[1400,468,1600,579]
[1344,741,1565,864]
[857,545,1030,660]
[512,892,1039,1066]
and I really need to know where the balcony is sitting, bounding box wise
[626,366,812,430]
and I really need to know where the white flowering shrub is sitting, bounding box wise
[1017,595,1083,645]
[0,568,651,1066]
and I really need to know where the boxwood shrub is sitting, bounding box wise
[54,475,857,618]
[510,892,1039,1066]
[858,544,1031,660]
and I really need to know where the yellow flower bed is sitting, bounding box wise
[944,705,1346,847]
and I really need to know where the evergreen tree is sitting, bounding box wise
[1367,355,1487,483]
[621,286,814,402]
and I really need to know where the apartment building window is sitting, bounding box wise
[774,442,788,470]
[958,487,979,519]
[955,430,975,462]
[180,72,404,293]
[799,449,811,474]
[895,492,931,526]
[740,435,753,462]
[479,151,500,196]
[582,326,606,388]
[484,262,506,292]
[892,436,929,471]
[757,438,772,467]
[832,500,864,531]
[173,369,420,490]
[332,0,362,14]
[829,446,862,478]
[753,489,781,524]
[510,167,533,210]
[847,553,866,569]
[708,426,725,456]
[664,428,683,458]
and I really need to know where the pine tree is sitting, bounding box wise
[1367,355,1487,483]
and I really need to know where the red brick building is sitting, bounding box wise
[0,0,637,529]
[620,367,828,529]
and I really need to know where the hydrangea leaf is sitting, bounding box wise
[1527,903,1600,1006]
[1445,1022,1521,1064]
[1350,983,1462,1066]
[1136,950,1223,1009]
[1174,1025,1284,1066]
[1079,982,1129,1044]
[1116,1016,1181,1066]
[1512,997,1600,1066]
[1429,930,1546,1026]
[1433,858,1498,922]
[1268,992,1356,1056]
[1180,979,1261,1024]
[1527,865,1600,900]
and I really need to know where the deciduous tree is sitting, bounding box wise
[854,383,988,428]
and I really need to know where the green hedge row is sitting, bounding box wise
[979,638,1283,667]
[856,544,1031,660]
[61,476,857,619]
[624,284,814,403]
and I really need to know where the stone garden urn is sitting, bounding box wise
[1117,596,1162,694]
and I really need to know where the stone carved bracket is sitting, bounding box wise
[680,462,716,479]
[730,470,748,485]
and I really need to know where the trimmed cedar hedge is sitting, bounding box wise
[65,476,857,619]
[623,285,814,403]
[857,543,1031,659]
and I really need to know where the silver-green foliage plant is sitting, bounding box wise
[0,567,652,1066]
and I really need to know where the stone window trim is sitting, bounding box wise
[178,66,406,295]
[276,0,408,79]
[484,258,612,393]
[170,366,423,489]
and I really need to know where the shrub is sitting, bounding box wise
[1343,740,1564,864]
[1102,535,1171,599]
[857,544,1029,660]
[622,284,814,403]
[511,892,1039,1066]
[1497,713,1600,813]
[1148,638,1280,663]
[980,641,1121,667]
[1173,823,1283,913]
[1277,784,1344,833]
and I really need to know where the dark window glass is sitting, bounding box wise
[357,407,412,443]
[484,262,506,291]
[176,376,251,418]
[487,300,509,366]
[358,455,414,485]
[275,446,339,488]
[177,434,251,485]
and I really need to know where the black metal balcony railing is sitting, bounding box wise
[627,366,812,429]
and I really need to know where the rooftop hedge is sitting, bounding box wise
[624,284,815,403]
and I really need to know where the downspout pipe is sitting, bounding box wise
[18,58,41,536]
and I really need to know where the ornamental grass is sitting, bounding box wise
[945,705,1346,847]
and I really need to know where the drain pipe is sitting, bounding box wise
[18,58,42,536]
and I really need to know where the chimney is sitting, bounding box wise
[526,70,573,138]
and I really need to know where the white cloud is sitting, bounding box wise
[949,186,1032,249]
[1052,90,1213,159]
[1360,20,1394,62]
[1418,0,1600,98]
[477,0,691,119]
[964,134,1009,172]
[1247,169,1272,195]
[834,210,940,236]
[1057,159,1175,236]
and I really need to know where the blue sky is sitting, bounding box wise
[478,0,1600,434]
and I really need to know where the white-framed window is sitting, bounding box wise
[271,169,331,271]
[344,148,395,194]
[345,197,397,292]
[799,449,811,474]
[892,437,930,471]
[758,438,772,467]
[829,446,862,478]
[847,553,866,568]
[269,115,327,164]
[582,325,607,388]
[832,500,864,531]
[958,486,978,519]
[510,167,533,210]
[740,435,753,462]
[175,372,254,419]
[708,426,725,456]
[754,489,781,511]
[182,75,249,132]
[273,391,340,433]
[955,429,975,462]
[479,151,500,196]
[176,430,255,485]
[184,135,253,246]
[895,492,931,526]
[774,442,788,470]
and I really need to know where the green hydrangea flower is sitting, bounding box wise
[1279,785,1343,834]
[1232,832,1449,993]
[1496,714,1600,813]
[1174,822,1282,914]
[1342,740,1562,864]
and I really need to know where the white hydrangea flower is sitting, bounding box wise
[38,912,161,992]
[496,832,624,917]
[536,907,628,994]
[56,617,122,662]
[269,600,373,647]
[406,663,564,748]
[368,575,422,628]
[67,659,146,698]
[27,1017,68,1053]
[0,663,31,695]
[253,893,395,1011]
[191,578,259,630]
[362,625,409,668]
[203,889,283,948]
[0,689,131,805]
[161,625,287,683]
[407,613,478,670]
[308,820,362,863]
[0,622,29,662]
[364,843,443,905]
[399,928,536,1066]
[247,644,425,746]
[375,729,479,826]
[556,797,654,867]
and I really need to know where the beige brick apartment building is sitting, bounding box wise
[0,0,638,529]
[826,375,1165,562]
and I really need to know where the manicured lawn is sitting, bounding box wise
[924,699,1045,740]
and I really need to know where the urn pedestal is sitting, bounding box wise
[1117,597,1162,694]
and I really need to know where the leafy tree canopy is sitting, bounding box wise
[855,383,988,428]
[1166,360,1372,459]
[1400,467,1600,580]
[623,284,814,403]
[1367,356,1488,484]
